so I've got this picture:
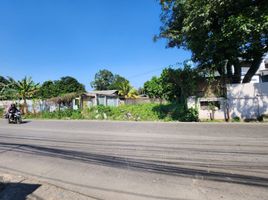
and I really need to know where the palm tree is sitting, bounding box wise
[118,81,138,98]
[8,77,39,114]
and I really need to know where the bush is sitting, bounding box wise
[82,103,198,122]
[180,108,199,122]
[24,103,199,122]
[232,116,241,122]
[25,109,83,120]
[0,108,4,117]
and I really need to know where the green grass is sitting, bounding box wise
[25,109,84,120]
[24,103,199,122]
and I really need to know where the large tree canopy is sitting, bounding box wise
[91,69,130,91]
[158,0,268,83]
[144,76,164,99]
[38,76,85,99]
[91,70,114,90]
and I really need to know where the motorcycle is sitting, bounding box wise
[5,111,22,124]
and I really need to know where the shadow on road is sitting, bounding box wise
[1,142,268,188]
[0,182,41,200]
[20,120,31,124]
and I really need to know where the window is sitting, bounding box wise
[200,101,220,110]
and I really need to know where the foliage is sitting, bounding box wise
[0,76,16,100]
[8,77,39,113]
[160,64,201,103]
[152,103,198,121]
[143,76,164,99]
[38,76,85,99]
[182,108,199,122]
[117,80,138,98]
[127,88,139,98]
[57,76,85,94]
[0,76,9,92]
[90,69,134,92]
[24,103,199,122]
[0,107,4,116]
[117,80,132,96]
[158,0,268,83]
[144,63,201,103]
[25,109,83,120]
[90,69,115,90]
[37,81,57,99]
[109,74,129,90]
[232,116,241,122]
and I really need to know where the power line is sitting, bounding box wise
[127,62,183,79]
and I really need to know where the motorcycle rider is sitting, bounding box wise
[8,103,19,120]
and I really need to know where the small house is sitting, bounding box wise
[73,90,120,109]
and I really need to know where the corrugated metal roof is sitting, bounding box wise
[85,90,118,96]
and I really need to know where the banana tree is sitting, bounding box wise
[8,77,39,114]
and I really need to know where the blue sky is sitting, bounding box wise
[0,0,191,90]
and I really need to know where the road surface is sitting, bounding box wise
[0,120,268,200]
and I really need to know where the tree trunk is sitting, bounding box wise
[23,98,28,114]
[242,55,263,83]
[226,62,233,82]
[232,63,241,84]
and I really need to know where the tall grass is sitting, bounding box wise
[25,103,198,122]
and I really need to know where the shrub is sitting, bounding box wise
[180,108,199,122]
[232,116,241,122]
[25,109,83,120]
[0,108,4,117]
[24,103,199,122]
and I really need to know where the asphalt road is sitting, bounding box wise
[0,120,268,200]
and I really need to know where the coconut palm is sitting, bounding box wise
[118,81,138,98]
[8,77,39,113]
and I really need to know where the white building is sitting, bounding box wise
[241,56,268,83]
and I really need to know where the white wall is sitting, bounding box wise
[187,82,268,120]
[227,82,268,119]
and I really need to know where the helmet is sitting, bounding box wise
[11,103,15,108]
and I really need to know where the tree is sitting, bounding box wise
[115,80,137,98]
[158,0,268,83]
[8,77,39,113]
[144,76,164,99]
[109,74,129,90]
[57,76,85,94]
[0,76,9,91]
[38,81,57,99]
[0,76,11,99]
[91,69,114,90]
[160,65,200,103]
[38,77,85,100]
[91,69,131,91]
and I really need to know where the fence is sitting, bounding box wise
[0,100,60,113]
[227,82,268,119]
[122,98,166,105]
[188,82,268,120]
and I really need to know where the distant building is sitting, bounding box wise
[73,90,120,109]
[241,56,268,83]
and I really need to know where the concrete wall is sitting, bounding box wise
[188,82,268,120]
[227,82,268,119]
[0,100,62,113]
[188,97,226,120]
